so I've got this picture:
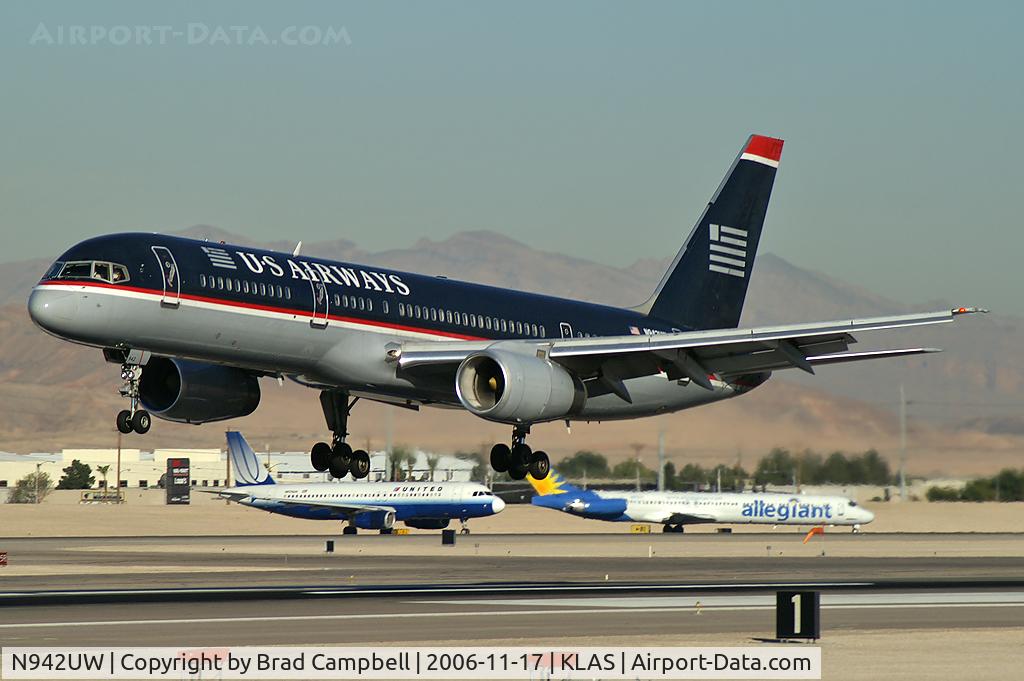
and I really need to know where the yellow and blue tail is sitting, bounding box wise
[528,468,628,520]
[527,468,584,497]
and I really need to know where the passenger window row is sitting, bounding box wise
[395,302,546,338]
[199,273,291,300]
[332,293,386,314]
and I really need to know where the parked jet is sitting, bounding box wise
[529,468,874,532]
[218,431,503,534]
[28,134,984,483]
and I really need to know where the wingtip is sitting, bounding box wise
[952,306,990,315]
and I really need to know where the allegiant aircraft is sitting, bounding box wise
[219,431,504,534]
[28,135,984,483]
[528,468,874,532]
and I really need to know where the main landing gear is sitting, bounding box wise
[488,425,550,481]
[310,390,371,480]
[662,524,685,533]
[115,362,151,435]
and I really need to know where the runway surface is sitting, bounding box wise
[2,587,1023,646]
[2,533,1023,593]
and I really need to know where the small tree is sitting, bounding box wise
[96,465,111,492]
[426,455,440,482]
[57,459,95,490]
[7,471,53,504]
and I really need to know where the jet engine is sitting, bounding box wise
[404,518,451,530]
[354,510,396,530]
[139,357,261,424]
[455,347,585,424]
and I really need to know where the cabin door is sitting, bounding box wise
[559,322,573,338]
[151,246,181,308]
[309,279,329,328]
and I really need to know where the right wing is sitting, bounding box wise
[396,307,986,400]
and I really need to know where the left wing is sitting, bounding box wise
[219,491,395,519]
[396,307,986,396]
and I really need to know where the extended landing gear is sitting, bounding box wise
[489,425,550,480]
[342,525,358,535]
[310,391,371,480]
[459,519,471,535]
[115,362,150,434]
[662,524,685,533]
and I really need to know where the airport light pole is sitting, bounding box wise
[897,385,905,501]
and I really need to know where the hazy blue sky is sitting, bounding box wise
[1,2,1019,313]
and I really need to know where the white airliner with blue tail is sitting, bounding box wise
[528,469,874,533]
[219,431,504,534]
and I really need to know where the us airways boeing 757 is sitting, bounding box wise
[28,135,984,482]
[529,468,874,533]
[219,431,503,534]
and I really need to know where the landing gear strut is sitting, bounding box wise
[489,425,549,481]
[115,361,150,435]
[310,390,371,480]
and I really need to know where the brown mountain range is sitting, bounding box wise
[0,227,1019,476]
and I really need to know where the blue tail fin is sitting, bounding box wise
[636,134,784,330]
[527,468,585,497]
[226,431,274,486]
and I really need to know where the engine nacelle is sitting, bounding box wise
[455,346,584,424]
[354,510,396,530]
[404,518,450,530]
[139,357,260,424]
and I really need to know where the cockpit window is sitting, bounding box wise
[57,261,131,285]
[61,262,93,279]
[43,262,64,280]
[848,501,858,507]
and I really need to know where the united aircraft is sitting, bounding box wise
[27,134,984,482]
[529,468,875,532]
[219,431,504,534]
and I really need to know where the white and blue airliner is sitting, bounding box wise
[219,431,504,534]
[528,468,874,533]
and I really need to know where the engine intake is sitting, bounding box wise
[455,346,584,424]
[139,357,260,424]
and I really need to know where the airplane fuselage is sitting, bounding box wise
[535,489,875,527]
[228,480,503,522]
[28,233,766,421]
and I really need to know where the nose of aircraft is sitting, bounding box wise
[491,496,506,513]
[863,508,875,523]
[27,287,79,335]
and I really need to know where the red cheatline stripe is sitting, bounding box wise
[744,135,784,162]
[37,280,489,341]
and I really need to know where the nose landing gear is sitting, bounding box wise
[310,390,371,480]
[115,362,150,434]
[489,425,550,480]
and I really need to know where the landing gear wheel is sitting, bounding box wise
[131,410,151,434]
[508,443,531,480]
[460,527,470,535]
[379,528,393,535]
[490,444,511,473]
[310,442,331,472]
[342,525,357,535]
[662,525,672,533]
[528,450,550,480]
[329,442,352,479]
[350,450,371,480]
[116,410,133,434]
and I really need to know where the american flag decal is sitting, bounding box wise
[708,224,747,278]
[201,246,237,270]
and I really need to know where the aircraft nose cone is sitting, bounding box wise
[491,496,506,513]
[862,509,875,523]
[28,288,79,334]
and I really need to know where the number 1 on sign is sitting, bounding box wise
[791,594,802,634]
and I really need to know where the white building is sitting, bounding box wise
[0,447,478,500]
